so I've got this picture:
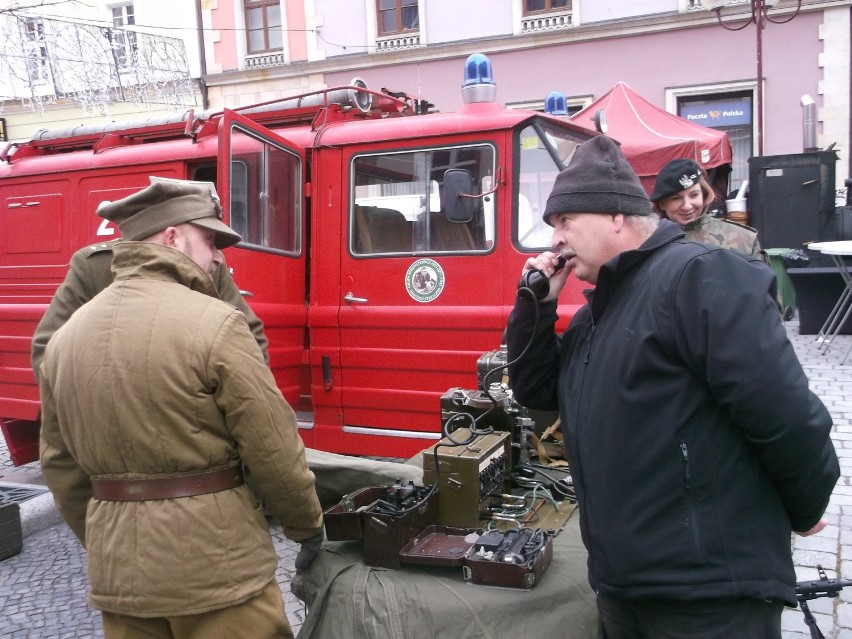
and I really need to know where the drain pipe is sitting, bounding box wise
[801,94,817,152]
[194,0,210,110]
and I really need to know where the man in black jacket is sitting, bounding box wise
[506,135,839,639]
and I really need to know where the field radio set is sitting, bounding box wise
[422,427,511,528]
[322,347,574,588]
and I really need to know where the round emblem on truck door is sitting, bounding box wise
[406,259,445,303]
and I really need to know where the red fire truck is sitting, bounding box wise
[0,54,595,463]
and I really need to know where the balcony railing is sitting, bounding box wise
[376,32,422,52]
[246,52,287,69]
[521,10,573,33]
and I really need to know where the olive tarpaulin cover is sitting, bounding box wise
[305,449,423,509]
[293,512,602,639]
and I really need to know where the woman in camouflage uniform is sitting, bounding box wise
[650,158,763,259]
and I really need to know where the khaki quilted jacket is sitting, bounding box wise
[39,241,322,617]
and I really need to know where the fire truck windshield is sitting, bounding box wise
[517,121,582,249]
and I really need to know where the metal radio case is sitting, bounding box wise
[476,347,508,390]
[399,525,555,589]
[322,484,438,569]
[463,530,554,589]
[422,428,510,528]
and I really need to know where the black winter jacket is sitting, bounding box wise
[507,220,838,605]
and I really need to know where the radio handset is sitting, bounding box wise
[519,253,568,300]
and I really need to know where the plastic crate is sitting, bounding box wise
[0,503,23,561]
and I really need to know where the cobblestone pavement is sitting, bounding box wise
[0,497,305,638]
[1,322,852,638]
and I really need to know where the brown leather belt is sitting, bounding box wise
[90,465,243,502]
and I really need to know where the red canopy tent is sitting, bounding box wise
[571,82,733,195]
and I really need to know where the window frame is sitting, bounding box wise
[244,0,283,55]
[110,3,137,68]
[506,95,592,116]
[376,0,420,37]
[666,81,757,189]
[523,0,572,15]
[349,142,498,257]
[513,120,585,251]
[22,17,49,85]
[227,122,302,257]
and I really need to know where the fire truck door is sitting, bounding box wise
[217,110,309,410]
[337,143,504,444]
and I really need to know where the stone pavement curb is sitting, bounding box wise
[19,491,62,538]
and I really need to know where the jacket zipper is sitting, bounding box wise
[577,322,596,578]
[583,323,596,365]
[680,442,703,559]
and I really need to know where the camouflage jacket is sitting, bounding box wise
[681,213,764,260]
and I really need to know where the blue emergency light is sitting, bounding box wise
[461,53,497,105]
[463,54,494,87]
[544,91,568,116]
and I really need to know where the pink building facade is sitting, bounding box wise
[201,0,851,193]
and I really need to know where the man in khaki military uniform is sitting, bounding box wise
[38,177,323,639]
[651,158,763,259]
[30,225,268,378]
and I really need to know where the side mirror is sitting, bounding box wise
[443,169,474,223]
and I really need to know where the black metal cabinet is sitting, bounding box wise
[748,151,838,250]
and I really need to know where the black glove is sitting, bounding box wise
[295,532,324,574]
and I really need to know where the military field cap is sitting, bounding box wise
[650,159,703,203]
[97,176,242,249]
[543,135,653,225]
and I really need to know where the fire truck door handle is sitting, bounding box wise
[322,356,333,391]
[344,292,368,304]
[239,290,254,298]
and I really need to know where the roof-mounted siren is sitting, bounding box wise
[462,53,497,105]
[544,91,569,116]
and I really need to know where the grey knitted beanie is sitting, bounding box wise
[543,135,653,225]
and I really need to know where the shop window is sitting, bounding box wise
[245,0,283,54]
[677,91,754,190]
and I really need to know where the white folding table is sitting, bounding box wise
[808,241,852,362]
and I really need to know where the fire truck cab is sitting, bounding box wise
[0,54,595,463]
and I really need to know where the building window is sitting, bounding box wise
[22,17,49,85]
[111,3,137,67]
[519,0,574,33]
[507,95,592,115]
[245,0,283,54]
[377,0,419,36]
[524,0,571,14]
[680,0,749,12]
